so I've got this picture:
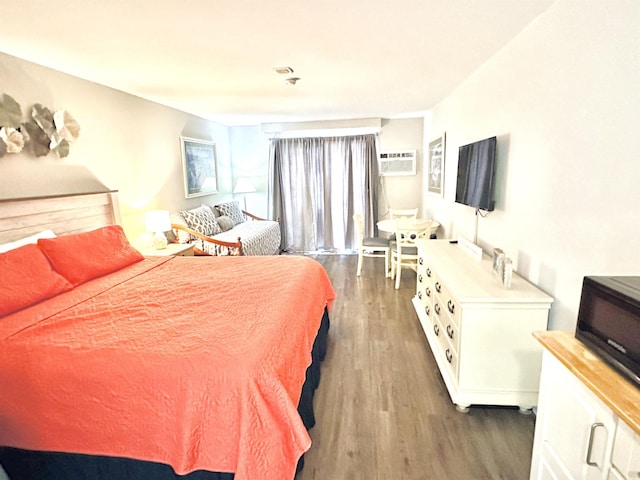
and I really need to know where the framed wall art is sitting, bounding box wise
[180,137,218,198]
[427,133,445,197]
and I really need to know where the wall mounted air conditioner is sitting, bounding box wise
[379,150,416,176]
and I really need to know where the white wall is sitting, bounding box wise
[229,125,271,218]
[0,49,424,241]
[423,0,640,331]
[229,117,425,222]
[0,51,231,243]
[377,117,424,219]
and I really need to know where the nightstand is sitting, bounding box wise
[138,243,194,257]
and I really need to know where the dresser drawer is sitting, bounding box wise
[432,272,460,328]
[432,303,459,379]
[417,264,434,306]
[432,296,458,353]
[418,298,432,321]
[437,302,459,349]
[432,294,445,325]
[441,313,460,353]
[417,285,434,306]
[417,272,433,304]
[419,257,436,286]
[431,314,442,342]
[439,333,458,378]
[430,312,446,367]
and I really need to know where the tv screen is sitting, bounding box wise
[455,136,497,211]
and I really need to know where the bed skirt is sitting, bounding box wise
[0,309,330,480]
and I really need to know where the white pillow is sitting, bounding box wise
[0,229,57,253]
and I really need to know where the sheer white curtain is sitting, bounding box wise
[271,134,379,253]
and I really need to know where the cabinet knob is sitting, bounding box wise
[447,300,455,314]
[419,257,423,265]
[435,282,441,293]
[418,291,422,299]
[426,287,431,297]
[418,274,423,283]
[433,323,440,336]
[445,349,453,363]
[434,303,441,315]
[426,268,431,277]
[446,325,454,339]
[425,305,430,317]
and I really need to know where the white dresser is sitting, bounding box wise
[412,239,554,412]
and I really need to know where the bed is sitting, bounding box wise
[0,192,335,480]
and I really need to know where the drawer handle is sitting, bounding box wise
[426,268,431,277]
[418,274,423,283]
[434,303,441,315]
[433,323,439,336]
[426,287,431,297]
[586,422,605,467]
[447,300,455,314]
[419,257,423,265]
[424,305,430,317]
[446,325,454,339]
[435,282,441,293]
[418,291,422,299]
[445,349,452,363]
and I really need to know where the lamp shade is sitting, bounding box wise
[233,177,256,194]
[145,210,171,233]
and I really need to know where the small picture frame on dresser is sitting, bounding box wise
[493,248,505,277]
[503,258,513,289]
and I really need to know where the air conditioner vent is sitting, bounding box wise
[379,150,416,176]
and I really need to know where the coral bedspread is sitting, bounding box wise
[0,255,335,480]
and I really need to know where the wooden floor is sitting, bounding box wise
[296,254,536,480]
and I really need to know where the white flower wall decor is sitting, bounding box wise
[0,93,80,158]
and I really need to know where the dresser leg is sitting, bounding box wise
[518,406,533,415]
[455,404,470,413]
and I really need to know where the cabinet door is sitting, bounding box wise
[532,352,616,480]
[607,467,625,480]
[611,420,640,480]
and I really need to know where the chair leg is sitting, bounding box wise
[395,261,402,289]
[384,251,390,278]
[357,251,363,276]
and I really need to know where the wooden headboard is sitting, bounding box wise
[0,191,121,244]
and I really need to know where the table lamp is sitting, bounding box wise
[145,210,171,250]
[233,177,256,211]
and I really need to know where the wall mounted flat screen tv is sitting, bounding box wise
[455,136,497,211]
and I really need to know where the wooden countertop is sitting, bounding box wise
[534,331,640,435]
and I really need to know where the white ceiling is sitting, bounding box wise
[1,0,554,126]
